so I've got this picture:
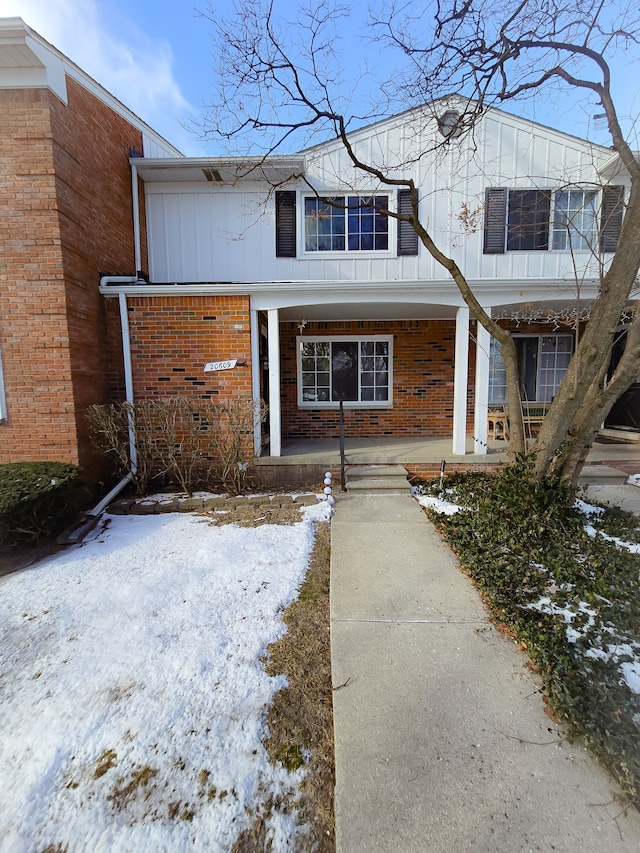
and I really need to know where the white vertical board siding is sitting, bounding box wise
[144,109,612,286]
[141,133,182,159]
[146,187,278,282]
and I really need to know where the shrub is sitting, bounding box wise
[85,401,154,495]
[86,397,268,497]
[0,461,82,544]
[209,398,267,495]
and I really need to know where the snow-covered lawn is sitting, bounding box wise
[0,502,331,853]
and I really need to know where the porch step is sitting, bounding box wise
[578,465,629,485]
[345,465,410,494]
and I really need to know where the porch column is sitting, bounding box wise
[267,308,281,457]
[250,309,261,456]
[473,319,491,455]
[453,306,469,455]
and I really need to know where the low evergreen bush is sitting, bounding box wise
[0,461,82,544]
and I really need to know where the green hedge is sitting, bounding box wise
[0,462,82,544]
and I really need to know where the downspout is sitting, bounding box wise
[88,276,139,516]
[131,163,142,275]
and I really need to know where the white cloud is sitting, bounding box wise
[1,0,201,153]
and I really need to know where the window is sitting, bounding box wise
[488,335,573,405]
[297,336,392,407]
[552,190,598,250]
[304,196,389,252]
[507,189,551,251]
[275,190,418,257]
[483,186,624,254]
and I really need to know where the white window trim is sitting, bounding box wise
[297,334,394,409]
[300,192,394,257]
[0,345,7,422]
[550,188,598,252]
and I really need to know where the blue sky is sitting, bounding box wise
[2,0,639,156]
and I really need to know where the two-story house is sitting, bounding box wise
[2,17,636,486]
[100,104,632,464]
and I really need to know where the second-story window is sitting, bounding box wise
[483,186,624,254]
[304,196,389,252]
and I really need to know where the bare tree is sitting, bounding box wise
[200,0,640,482]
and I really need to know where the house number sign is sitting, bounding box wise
[204,359,237,373]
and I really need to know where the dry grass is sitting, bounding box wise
[232,517,335,852]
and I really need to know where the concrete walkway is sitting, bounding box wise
[330,494,640,852]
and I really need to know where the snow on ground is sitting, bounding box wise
[0,502,332,853]
[414,493,463,515]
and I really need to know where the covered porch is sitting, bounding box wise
[258,435,509,467]
[250,289,493,460]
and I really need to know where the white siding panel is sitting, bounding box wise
[178,194,198,281]
[144,108,613,288]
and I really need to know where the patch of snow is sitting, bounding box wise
[0,504,329,852]
[574,499,604,518]
[575,499,640,553]
[620,661,640,694]
[416,495,463,515]
[528,593,640,699]
[583,523,640,554]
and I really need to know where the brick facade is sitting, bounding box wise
[105,307,476,445]
[0,78,145,480]
[115,295,254,402]
[280,319,477,442]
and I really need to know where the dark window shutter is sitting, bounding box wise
[483,188,507,254]
[397,189,419,256]
[600,185,624,253]
[275,191,296,257]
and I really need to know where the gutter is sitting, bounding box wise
[97,277,606,298]
[87,275,140,516]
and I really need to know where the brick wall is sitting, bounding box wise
[280,319,477,441]
[0,79,144,481]
[0,87,77,463]
[50,78,144,477]
[120,295,253,401]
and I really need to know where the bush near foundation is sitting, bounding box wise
[0,462,82,544]
[86,397,267,497]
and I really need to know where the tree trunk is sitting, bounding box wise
[531,183,640,481]
[536,311,640,482]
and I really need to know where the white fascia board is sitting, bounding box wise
[132,156,307,185]
[99,277,609,306]
[0,21,68,102]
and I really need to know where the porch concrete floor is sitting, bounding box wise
[255,434,640,468]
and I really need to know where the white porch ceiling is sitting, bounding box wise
[276,298,600,323]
